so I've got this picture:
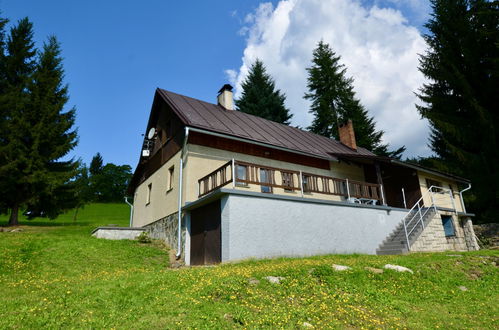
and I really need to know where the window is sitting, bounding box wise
[168,166,174,191]
[281,171,294,191]
[426,178,442,192]
[146,183,152,205]
[236,164,247,184]
[441,215,455,237]
[260,168,272,193]
[302,175,317,192]
[302,175,309,192]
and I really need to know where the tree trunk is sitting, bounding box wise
[73,207,79,223]
[8,204,19,226]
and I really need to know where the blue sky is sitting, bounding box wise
[1,0,431,168]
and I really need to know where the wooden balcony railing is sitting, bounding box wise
[198,160,233,197]
[197,159,384,204]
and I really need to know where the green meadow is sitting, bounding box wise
[1,203,497,329]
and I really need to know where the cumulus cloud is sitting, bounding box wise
[227,0,431,157]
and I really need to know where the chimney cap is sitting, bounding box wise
[218,84,233,94]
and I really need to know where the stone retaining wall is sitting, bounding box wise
[411,212,477,252]
[143,212,186,259]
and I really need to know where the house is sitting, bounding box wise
[127,84,479,265]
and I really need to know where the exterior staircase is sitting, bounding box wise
[376,207,437,255]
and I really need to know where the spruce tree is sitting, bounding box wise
[235,59,292,124]
[89,152,103,175]
[304,41,405,158]
[417,0,498,223]
[0,18,78,225]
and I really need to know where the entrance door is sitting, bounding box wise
[190,200,221,265]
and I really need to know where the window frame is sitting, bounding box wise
[146,183,152,205]
[259,168,273,193]
[167,166,174,192]
[281,171,294,192]
[441,215,455,237]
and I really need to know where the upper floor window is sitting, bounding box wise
[281,171,294,191]
[260,168,273,193]
[426,178,443,192]
[236,164,247,182]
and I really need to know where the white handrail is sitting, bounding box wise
[402,185,455,251]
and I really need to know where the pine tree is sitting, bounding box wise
[235,59,292,125]
[304,41,405,158]
[89,152,103,175]
[417,0,499,223]
[0,18,78,225]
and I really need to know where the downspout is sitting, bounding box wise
[124,197,133,227]
[459,183,471,214]
[176,126,190,259]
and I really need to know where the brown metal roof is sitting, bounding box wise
[157,88,376,160]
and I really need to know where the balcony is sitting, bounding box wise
[197,160,384,205]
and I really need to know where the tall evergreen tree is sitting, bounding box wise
[235,59,292,125]
[417,0,499,223]
[89,152,103,175]
[0,18,78,225]
[304,41,405,158]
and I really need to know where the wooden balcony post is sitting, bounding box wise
[380,184,386,206]
[346,179,350,200]
[299,171,304,197]
[232,158,235,188]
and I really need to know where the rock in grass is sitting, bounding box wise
[248,278,260,285]
[332,264,351,271]
[458,286,468,291]
[365,267,383,274]
[383,264,413,274]
[264,276,284,284]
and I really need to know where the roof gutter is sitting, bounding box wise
[459,183,471,214]
[390,159,470,184]
[175,126,189,259]
[187,126,337,162]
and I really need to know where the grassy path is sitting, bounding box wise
[1,204,498,328]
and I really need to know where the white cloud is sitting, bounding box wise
[227,0,431,157]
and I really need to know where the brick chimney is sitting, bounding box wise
[217,84,234,110]
[338,119,357,150]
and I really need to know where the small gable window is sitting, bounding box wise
[441,215,455,237]
[146,183,152,205]
[168,166,174,191]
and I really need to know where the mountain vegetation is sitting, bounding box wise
[417,0,499,223]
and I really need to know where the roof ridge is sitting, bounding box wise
[157,88,375,157]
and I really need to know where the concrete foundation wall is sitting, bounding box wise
[92,227,145,240]
[220,194,408,262]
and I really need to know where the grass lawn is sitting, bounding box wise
[1,203,498,329]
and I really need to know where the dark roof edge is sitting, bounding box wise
[391,159,470,183]
[187,126,338,162]
[156,88,190,124]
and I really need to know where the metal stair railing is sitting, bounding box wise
[402,185,455,251]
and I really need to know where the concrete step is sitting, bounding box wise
[376,248,408,255]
